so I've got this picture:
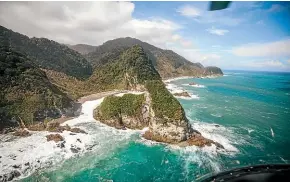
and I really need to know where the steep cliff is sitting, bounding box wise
[93,46,220,147]
[0,46,78,131]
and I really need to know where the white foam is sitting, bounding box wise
[166,83,185,94]
[247,129,254,134]
[190,122,241,154]
[210,113,222,118]
[0,96,139,180]
[270,128,275,138]
[0,130,93,180]
[184,84,205,88]
[163,76,193,83]
[174,94,200,100]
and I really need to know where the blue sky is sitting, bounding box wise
[0,1,289,72]
[133,1,290,72]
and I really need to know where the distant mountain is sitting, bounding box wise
[0,45,75,130]
[86,45,160,92]
[0,26,92,79]
[70,37,223,79]
[68,44,96,55]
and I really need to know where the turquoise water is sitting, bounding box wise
[23,70,290,182]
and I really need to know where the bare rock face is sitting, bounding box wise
[94,111,149,130]
[144,116,193,143]
[46,134,64,142]
[173,92,191,97]
[12,129,31,137]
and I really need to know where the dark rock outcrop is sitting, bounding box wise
[0,170,21,182]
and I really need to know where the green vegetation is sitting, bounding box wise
[87,45,160,92]
[93,45,185,122]
[145,80,185,121]
[0,45,73,130]
[97,94,145,120]
[82,37,223,79]
[43,69,89,100]
[0,25,92,79]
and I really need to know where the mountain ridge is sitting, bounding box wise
[69,37,223,79]
[0,25,222,137]
[0,25,92,79]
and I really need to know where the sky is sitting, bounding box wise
[0,1,289,72]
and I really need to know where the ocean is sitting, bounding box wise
[15,70,290,181]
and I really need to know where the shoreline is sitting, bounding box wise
[163,74,223,83]
[77,90,125,104]
[0,80,225,181]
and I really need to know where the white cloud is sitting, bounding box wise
[231,39,290,57]
[171,47,222,66]
[244,60,290,71]
[177,4,243,26]
[206,27,229,35]
[268,4,285,12]
[177,5,201,18]
[0,1,190,50]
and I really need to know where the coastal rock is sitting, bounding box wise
[57,141,66,148]
[94,93,149,130]
[46,134,64,142]
[144,115,193,144]
[27,123,46,131]
[46,121,65,132]
[0,170,21,182]
[70,127,87,134]
[177,132,224,148]
[187,132,215,147]
[70,148,79,153]
[173,92,191,97]
[70,145,81,153]
[1,127,16,134]
[12,129,31,137]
